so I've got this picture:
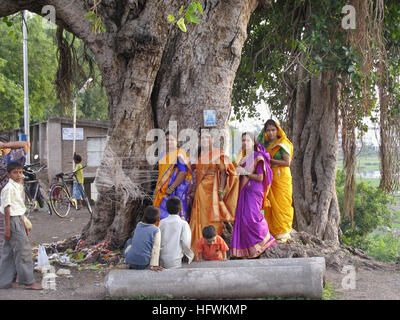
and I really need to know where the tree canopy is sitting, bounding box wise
[0,13,108,131]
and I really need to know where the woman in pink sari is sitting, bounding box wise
[230,132,275,258]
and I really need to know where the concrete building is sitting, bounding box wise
[2,116,110,201]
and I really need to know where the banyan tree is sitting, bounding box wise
[0,0,398,250]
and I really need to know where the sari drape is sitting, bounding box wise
[153,149,193,221]
[189,149,239,256]
[230,143,275,258]
[263,122,294,240]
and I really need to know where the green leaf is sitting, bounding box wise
[177,17,187,32]
[179,5,184,16]
[195,1,203,15]
[167,14,175,23]
[84,11,96,21]
[185,12,200,24]
[76,252,84,260]
[187,3,195,14]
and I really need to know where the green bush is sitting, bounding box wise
[365,231,400,262]
[336,170,395,254]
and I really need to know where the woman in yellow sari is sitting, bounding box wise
[153,133,193,221]
[189,130,239,258]
[257,119,294,243]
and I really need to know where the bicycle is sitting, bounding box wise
[48,166,93,218]
[23,162,52,217]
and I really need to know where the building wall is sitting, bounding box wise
[60,123,108,176]
[1,117,110,201]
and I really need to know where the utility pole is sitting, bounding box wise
[22,10,30,164]
[72,78,93,170]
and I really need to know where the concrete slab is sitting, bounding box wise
[182,256,325,269]
[105,257,325,299]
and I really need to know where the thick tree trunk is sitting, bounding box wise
[1,0,344,249]
[289,68,341,243]
[82,0,259,249]
[81,2,172,248]
[0,0,260,249]
[152,1,258,133]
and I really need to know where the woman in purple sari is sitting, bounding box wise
[230,132,276,258]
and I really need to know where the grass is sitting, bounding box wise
[355,177,380,188]
[356,155,380,173]
[365,231,400,262]
[391,210,400,228]
[322,281,338,300]
[338,153,380,173]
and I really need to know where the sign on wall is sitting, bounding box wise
[203,110,216,127]
[62,127,84,140]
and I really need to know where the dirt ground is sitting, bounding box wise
[0,207,107,300]
[0,207,399,300]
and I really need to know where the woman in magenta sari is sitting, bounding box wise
[230,132,276,258]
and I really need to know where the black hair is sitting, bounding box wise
[264,119,278,131]
[142,206,160,224]
[7,161,23,173]
[73,153,82,163]
[166,196,181,215]
[202,225,217,239]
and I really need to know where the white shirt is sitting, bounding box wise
[159,215,194,269]
[0,178,26,216]
[149,227,161,267]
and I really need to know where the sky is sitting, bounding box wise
[228,102,272,133]
[229,102,380,149]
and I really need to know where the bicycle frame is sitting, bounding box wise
[56,175,72,195]
[24,179,39,202]
[23,164,51,215]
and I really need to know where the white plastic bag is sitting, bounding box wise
[37,245,50,270]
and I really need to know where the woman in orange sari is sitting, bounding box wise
[153,133,193,221]
[257,119,294,243]
[189,130,239,258]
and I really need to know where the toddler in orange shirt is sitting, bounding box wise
[195,225,229,261]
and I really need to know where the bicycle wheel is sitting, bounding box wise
[49,184,71,218]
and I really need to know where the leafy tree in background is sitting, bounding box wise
[0,13,57,130]
[0,13,108,131]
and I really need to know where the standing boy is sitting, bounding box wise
[72,153,84,210]
[159,196,193,268]
[0,162,42,289]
